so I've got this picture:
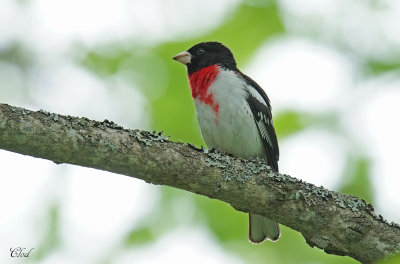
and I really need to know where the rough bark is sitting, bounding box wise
[0,103,399,263]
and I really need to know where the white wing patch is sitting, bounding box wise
[257,112,273,147]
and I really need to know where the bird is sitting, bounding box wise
[173,42,280,243]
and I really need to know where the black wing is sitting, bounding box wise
[240,71,279,172]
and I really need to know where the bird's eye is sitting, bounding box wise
[197,48,205,55]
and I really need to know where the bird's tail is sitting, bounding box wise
[249,214,280,243]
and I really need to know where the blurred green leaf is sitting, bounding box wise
[339,155,374,204]
[32,203,61,261]
[124,227,155,246]
[365,60,400,75]
[194,194,247,242]
[274,111,310,138]
[377,253,400,264]
[83,48,130,76]
[274,110,340,139]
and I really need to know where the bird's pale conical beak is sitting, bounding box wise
[173,51,191,65]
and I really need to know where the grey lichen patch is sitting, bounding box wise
[346,198,366,212]
[337,200,347,209]
[295,190,305,200]
[87,118,124,131]
[296,182,373,210]
[330,192,368,212]
[294,184,327,206]
[39,109,50,116]
[100,119,124,130]
[244,158,300,184]
[9,105,31,115]
[129,130,170,146]
[270,172,300,183]
[151,130,169,142]
[311,187,330,199]
[204,152,271,184]
[49,113,59,121]
[205,157,227,168]
[224,174,232,182]
[69,116,95,128]
[129,130,153,146]
[245,157,271,174]
[37,109,66,124]
[204,151,304,185]
[292,181,373,210]
[104,139,116,150]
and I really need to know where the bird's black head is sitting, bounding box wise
[173,42,237,74]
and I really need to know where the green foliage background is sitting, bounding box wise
[1,0,399,263]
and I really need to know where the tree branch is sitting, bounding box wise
[0,103,399,263]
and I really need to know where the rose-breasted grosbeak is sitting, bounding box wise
[173,42,280,243]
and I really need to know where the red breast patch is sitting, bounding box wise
[188,65,220,115]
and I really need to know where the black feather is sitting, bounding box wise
[186,42,237,74]
[240,71,279,172]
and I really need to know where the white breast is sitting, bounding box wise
[193,69,265,159]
